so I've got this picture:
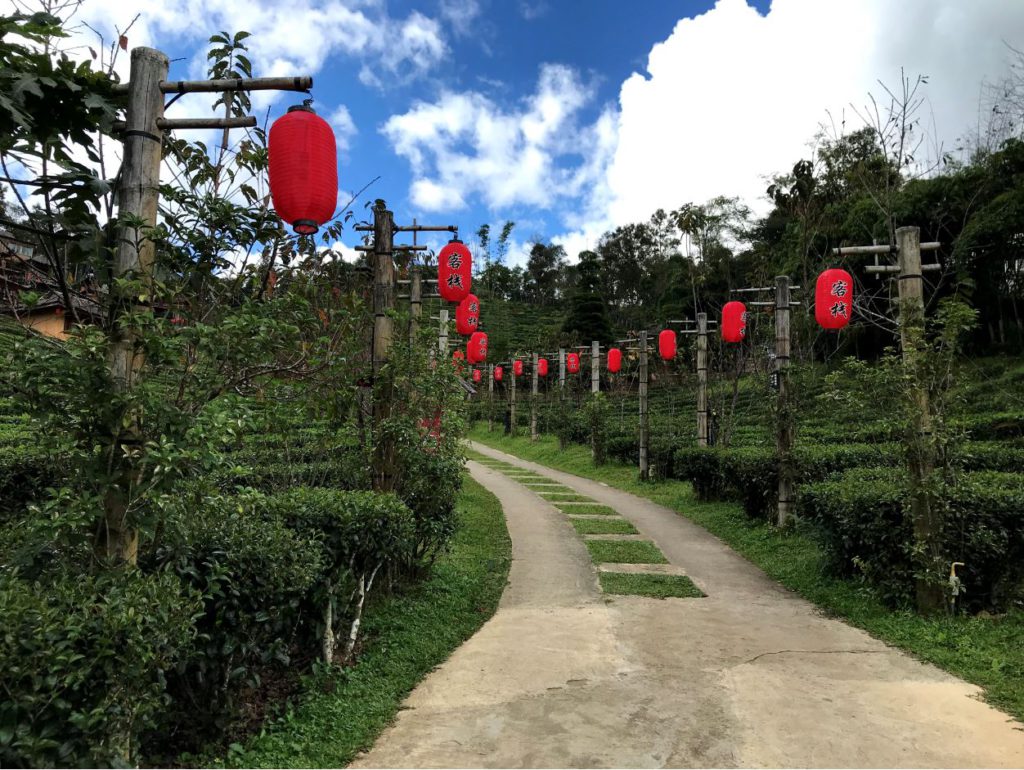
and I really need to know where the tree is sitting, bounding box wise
[523,241,565,305]
[562,250,612,343]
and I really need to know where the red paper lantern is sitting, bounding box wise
[494,365,504,382]
[658,329,677,360]
[472,368,482,383]
[438,239,472,302]
[513,359,524,376]
[268,105,337,235]
[467,331,488,364]
[815,268,853,330]
[538,358,549,377]
[607,347,622,373]
[455,293,480,335]
[566,352,580,373]
[722,301,747,343]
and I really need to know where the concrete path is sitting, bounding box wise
[352,444,1024,768]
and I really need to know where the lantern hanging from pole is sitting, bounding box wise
[455,293,480,335]
[438,239,472,303]
[494,365,504,382]
[472,368,482,383]
[815,268,853,330]
[607,347,622,373]
[468,331,488,364]
[538,358,549,377]
[268,104,338,235]
[566,352,580,373]
[513,359,524,377]
[658,329,677,360]
[722,301,748,343]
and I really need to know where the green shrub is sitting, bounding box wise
[606,432,636,464]
[0,569,199,768]
[798,468,1024,609]
[155,493,323,736]
[0,444,65,519]
[583,394,610,465]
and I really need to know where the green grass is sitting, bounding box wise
[468,424,1024,723]
[599,572,705,599]
[536,492,593,502]
[585,539,668,565]
[555,503,618,515]
[232,475,512,768]
[570,517,638,535]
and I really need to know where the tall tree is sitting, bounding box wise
[561,250,612,343]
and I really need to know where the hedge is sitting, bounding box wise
[798,468,1024,609]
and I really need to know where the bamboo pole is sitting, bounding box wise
[409,267,421,346]
[102,46,168,566]
[897,226,943,614]
[488,364,494,432]
[697,312,709,447]
[639,331,649,480]
[371,201,396,492]
[531,353,539,441]
[775,276,794,527]
[510,364,517,436]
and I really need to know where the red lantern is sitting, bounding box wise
[538,358,549,377]
[455,293,480,335]
[607,347,622,373]
[566,352,580,373]
[494,365,504,382]
[513,359,524,377]
[658,329,677,360]
[815,268,853,330]
[467,331,488,364]
[438,239,472,303]
[472,368,482,383]
[268,105,337,235]
[722,301,747,343]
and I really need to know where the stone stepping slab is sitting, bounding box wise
[521,482,567,487]
[597,563,691,576]
[583,534,652,542]
[553,500,610,506]
[566,514,628,521]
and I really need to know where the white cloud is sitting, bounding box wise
[411,178,467,211]
[439,0,483,37]
[328,105,358,152]
[603,0,1024,228]
[69,0,447,93]
[382,63,610,215]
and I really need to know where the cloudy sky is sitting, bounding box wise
[67,0,1024,264]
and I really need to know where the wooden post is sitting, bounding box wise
[531,353,539,441]
[775,276,794,527]
[437,308,449,359]
[102,46,168,565]
[897,226,943,613]
[409,267,422,345]
[639,331,649,480]
[510,364,517,436]
[591,340,600,394]
[558,348,566,390]
[487,364,494,432]
[696,312,709,447]
[371,200,396,492]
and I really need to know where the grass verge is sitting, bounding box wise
[600,572,705,599]
[536,492,594,502]
[586,539,667,565]
[232,474,512,768]
[556,503,618,515]
[468,424,1024,723]
[570,518,638,535]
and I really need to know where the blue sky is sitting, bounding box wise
[73,0,1024,265]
